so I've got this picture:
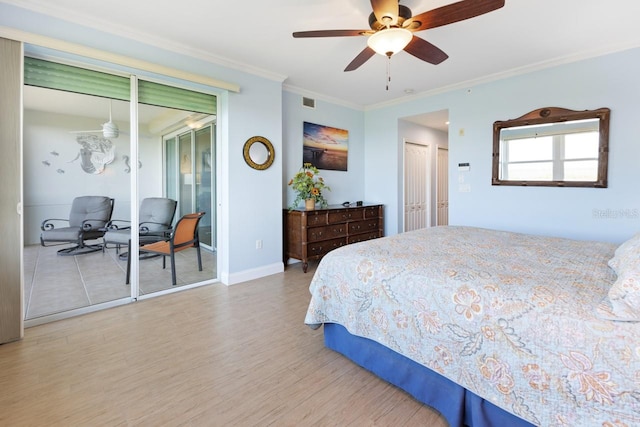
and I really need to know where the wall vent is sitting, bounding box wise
[302,97,315,109]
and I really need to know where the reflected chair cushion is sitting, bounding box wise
[104,197,177,249]
[40,196,114,255]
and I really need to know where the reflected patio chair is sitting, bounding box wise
[40,195,114,255]
[103,197,177,255]
[126,212,205,286]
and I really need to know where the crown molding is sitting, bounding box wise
[0,25,243,93]
[1,0,287,84]
[367,43,640,111]
[282,84,364,111]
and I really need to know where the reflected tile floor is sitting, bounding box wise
[23,243,217,320]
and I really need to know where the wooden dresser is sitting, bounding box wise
[283,203,384,272]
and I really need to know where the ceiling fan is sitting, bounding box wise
[293,0,505,72]
[70,99,120,139]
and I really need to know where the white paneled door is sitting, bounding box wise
[404,142,430,232]
[437,146,449,226]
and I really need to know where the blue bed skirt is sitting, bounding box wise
[324,323,534,427]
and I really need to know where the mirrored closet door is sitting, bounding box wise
[23,52,219,324]
[23,57,133,321]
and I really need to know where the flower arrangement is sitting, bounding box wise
[289,163,330,209]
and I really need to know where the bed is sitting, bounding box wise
[304,226,640,427]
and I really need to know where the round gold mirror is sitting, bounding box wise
[243,136,275,170]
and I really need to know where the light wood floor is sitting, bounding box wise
[0,262,448,426]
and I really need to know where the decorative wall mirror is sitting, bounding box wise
[492,107,610,188]
[243,136,275,170]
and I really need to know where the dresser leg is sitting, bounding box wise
[303,262,308,273]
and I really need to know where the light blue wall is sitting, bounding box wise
[366,48,640,243]
[224,75,283,281]
[282,91,365,208]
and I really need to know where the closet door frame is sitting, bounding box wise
[0,37,24,343]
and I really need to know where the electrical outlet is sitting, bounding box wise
[256,240,262,249]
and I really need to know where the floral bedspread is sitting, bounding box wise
[305,226,640,427]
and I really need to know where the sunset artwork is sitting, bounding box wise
[303,122,348,171]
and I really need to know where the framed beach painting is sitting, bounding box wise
[303,121,348,171]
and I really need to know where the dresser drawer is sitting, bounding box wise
[308,237,346,257]
[305,212,328,226]
[308,224,347,242]
[348,219,379,235]
[363,206,380,219]
[347,232,380,244]
[284,204,383,273]
[328,210,358,224]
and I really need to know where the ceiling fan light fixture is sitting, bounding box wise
[367,27,412,57]
[102,121,119,138]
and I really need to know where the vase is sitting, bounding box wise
[305,198,315,210]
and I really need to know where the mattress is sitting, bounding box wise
[305,226,639,426]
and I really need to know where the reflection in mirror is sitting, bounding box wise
[243,136,275,170]
[249,141,269,165]
[492,107,610,188]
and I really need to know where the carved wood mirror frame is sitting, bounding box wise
[243,136,275,170]
[492,107,610,188]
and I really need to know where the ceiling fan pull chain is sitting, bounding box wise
[386,55,391,91]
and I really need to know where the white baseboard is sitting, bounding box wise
[221,262,284,286]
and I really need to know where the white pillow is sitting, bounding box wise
[599,233,640,321]
[608,232,640,274]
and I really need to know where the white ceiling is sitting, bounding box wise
[7,0,640,109]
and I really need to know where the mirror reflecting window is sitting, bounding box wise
[492,107,610,188]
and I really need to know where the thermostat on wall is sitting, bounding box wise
[458,162,470,172]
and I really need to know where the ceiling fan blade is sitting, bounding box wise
[404,36,448,65]
[293,30,370,38]
[344,47,376,72]
[371,0,399,26]
[405,0,505,32]
[69,100,119,138]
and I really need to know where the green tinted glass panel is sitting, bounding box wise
[24,57,130,100]
[138,80,216,114]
